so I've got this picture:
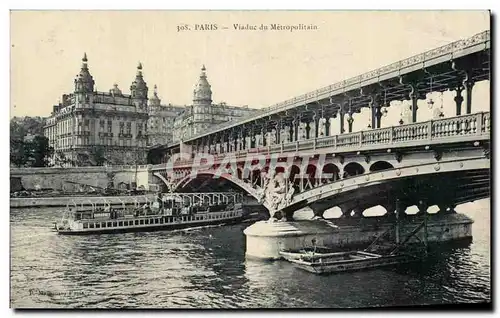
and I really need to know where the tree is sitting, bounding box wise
[10,116,49,167]
[25,136,53,167]
[10,139,26,167]
[10,136,53,167]
[53,151,73,167]
[89,146,107,166]
[75,152,90,166]
[10,116,45,139]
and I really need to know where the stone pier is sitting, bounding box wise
[244,213,473,260]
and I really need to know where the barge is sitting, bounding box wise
[280,249,416,274]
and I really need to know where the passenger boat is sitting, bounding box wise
[54,192,247,235]
[280,249,416,274]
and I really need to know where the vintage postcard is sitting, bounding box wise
[9,10,491,309]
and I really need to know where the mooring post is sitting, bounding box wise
[395,198,402,244]
[419,200,429,255]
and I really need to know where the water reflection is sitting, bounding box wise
[10,200,490,308]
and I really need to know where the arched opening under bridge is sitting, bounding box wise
[343,162,365,178]
[369,161,394,172]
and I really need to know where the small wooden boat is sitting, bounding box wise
[280,249,416,274]
[280,217,429,275]
[279,246,342,261]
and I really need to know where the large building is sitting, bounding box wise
[44,54,152,166]
[147,86,184,146]
[44,54,260,166]
[172,65,259,142]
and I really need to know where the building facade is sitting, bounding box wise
[44,55,260,166]
[172,66,260,142]
[44,54,151,166]
[147,86,184,146]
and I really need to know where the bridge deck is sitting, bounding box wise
[150,30,489,149]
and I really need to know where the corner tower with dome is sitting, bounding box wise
[172,65,260,142]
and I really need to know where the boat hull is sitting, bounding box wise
[288,253,416,274]
[56,216,245,235]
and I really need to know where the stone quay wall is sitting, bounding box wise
[10,166,152,192]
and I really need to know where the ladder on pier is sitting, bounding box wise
[364,212,429,257]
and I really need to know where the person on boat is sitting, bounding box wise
[143,203,151,215]
[156,193,163,208]
[152,201,160,212]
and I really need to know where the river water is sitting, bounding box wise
[10,199,490,309]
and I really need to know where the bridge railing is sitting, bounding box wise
[150,112,490,170]
[180,30,490,143]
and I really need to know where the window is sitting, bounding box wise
[100,120,105,128]
[83,223,88,229]
[101,222,106,228]
[159,218,164,224]
[96,223,100,228]
[145,219,149,225]
[135,220,139,225]
[119,122,124,134]
[107,222,112,227]
[107,120,112,133]
[113,222,117,227]
[89,223,95,228]
[155,218,159,224]
[140,220,144,225]
[126,122,131,135]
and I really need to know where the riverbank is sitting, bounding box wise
[10,195,157,209]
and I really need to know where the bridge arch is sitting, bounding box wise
[404,205,419,215]
[362,205,388,217]
[323,206,342,218]
[289,165,301,186]
[322,163,340,182]
[427,205,440,214]
[369,161,394,172]
[287,157,489,218]
[236,167,243,180]
[251,169,262,187]
[343,162,365,178]
[172,171,261,201]
[304,164,317,189]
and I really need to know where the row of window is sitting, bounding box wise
[56,138,145,148]
[99,121,147,134]
[82,213,236,229]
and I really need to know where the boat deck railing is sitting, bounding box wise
[73,205,240,222]
[64,192,244,214]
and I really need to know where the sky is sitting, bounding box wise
[10,10,490,131]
